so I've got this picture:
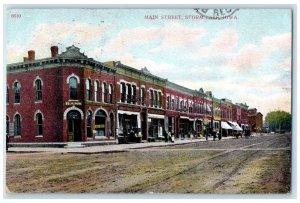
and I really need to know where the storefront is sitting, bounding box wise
[179,116,194,139]
[148,114,165,140]
[117,110,141,141]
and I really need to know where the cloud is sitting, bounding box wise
[191,28,239,59]
[116,53,175,77]
[276,56,291,71]
[224,33,291,72]
[7,22,111,63]
[102,23,206,54]
[149,23,206,53]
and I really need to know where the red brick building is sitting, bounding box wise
[6,45,256,144]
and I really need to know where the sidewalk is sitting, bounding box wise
[7,136,234,154]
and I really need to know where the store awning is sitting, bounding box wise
[148,114,165,119]
[228,121,243,131]
[117,110,140,116]
[180,116,189,119]
[221,121,232,130]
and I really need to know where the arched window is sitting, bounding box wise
[6,85,9,104]
[110,113,114,137]
[94,81,99,102]
[109,84,113,104]
[87,110,92,138]
[86,79,92,100]
[14,82,21,103]
[14,114,21,136]
[120,82,126,103]
[102,82,107,103]
[69,77,78,100]
[35,79,42,101]
[35,113,43,136]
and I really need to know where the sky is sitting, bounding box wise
[5,8,292,117]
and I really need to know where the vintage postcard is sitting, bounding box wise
[5,7,292,196]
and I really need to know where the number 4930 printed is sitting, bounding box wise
[11,13,21,18]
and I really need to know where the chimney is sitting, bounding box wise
[23,57,28,62]
[28,50,35,61]
[51,46,58,57]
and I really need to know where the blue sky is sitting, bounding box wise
[6,8,291,116]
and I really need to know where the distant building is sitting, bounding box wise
[248,108,263,133]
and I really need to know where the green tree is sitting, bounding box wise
[265,110,291,132]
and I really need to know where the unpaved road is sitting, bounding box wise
[6,134,291,194]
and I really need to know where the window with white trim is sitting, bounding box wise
[35,79,42,101]
[69,77,78,100]
[35,113,43,136]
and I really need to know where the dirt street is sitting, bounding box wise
[6,134,291,194]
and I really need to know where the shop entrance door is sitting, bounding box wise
[67,110,81,142]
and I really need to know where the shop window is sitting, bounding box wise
[110,113,114,137]
[87,110,92,138]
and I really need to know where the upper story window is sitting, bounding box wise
[14,82,21,103]
[150,90,154,107]
[94,80,99,102]
[6,85,9,104]
[14,114,21,136]
[35,112,43,136]
[140,87,145,105]
[132,85,136,104]
[120,82,126,103]
[126,84,131,104]
[154,91,158,108]
[166,95,170,110]
[102,82,107,103]
[109,84,113,104]
[158,92,162,108]
[35,79,42,101]
[180,100,183,110]
[86,79,92,101]
[171,98,175,110]
[184,101,188,112]
[69,77,78,100]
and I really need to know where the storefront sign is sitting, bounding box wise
[95,124,105,128]
[65,101,82,106]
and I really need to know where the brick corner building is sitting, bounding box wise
[6,45,259,144]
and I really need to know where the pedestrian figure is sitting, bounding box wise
[168,131,172,142]
[164,130,168,142]
[171,131,175,143]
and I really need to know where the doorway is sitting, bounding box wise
[67,110,82,142]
